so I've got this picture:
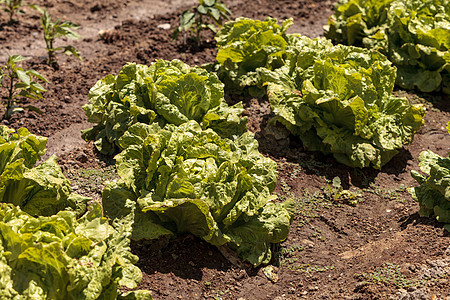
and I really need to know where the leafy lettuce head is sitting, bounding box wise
[82,59,247,154]
[410,149,450,231]
[261,35,425,169]
[103,121,293,266]
[0,202,152,299]
[213,17,294,96]
[325,0,450,94]
[0,126,88,216]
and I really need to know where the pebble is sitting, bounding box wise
[157,23,171,30]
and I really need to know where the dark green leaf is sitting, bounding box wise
[63,45,82,59]
[25,105,43,114]
[204,0,215,6]
[28,4,44,14]
[9,54,26,64]
[209,8,221,22]
[27,69,49,83]
[215,3,232,16]
[179,11,196,30]
[30,81,46,92]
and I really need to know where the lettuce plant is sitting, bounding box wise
[213,17,294,96]
[0,54,48,119]
[410,122,450,231]
[0,202,153,299]
[102,121,294,266]
[0,125,88,216]
[82,59,247,155]
[261,36,425,169]
[325,0,450,94]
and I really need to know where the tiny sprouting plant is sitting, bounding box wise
[31,5,81,66]
[0,54,48,119]
[326,177,361,206]
[1,0,25,24]
[173,0,231,45]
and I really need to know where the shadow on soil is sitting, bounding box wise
[176,37,217,54]
[395,88,450,113]
[235,94,413,190]
[422,93,450,113]
[131,235,234,281]
[256,129,412,189]
[399,212,447,234]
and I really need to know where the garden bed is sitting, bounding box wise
[0,0,449,299]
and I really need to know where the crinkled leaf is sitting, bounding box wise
[214,17,293,95]
[0,203,149,299]
[103,121,292,265]
[410,149,450,230]
[0,126,88,217]
[325,0,450,93]
[82,60,247,154]
[263,35,425,168]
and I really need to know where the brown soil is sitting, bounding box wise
[1,0,449,299]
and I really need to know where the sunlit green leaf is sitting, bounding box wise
[82,60,247,154]
[103,120,292,266]
[325,0,450,94]
[262,35,425,169]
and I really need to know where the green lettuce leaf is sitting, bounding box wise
[0,203,152,299]
[0,125,46,171]
[0,126,88,216]
[262,35,425,169]
[82,60,247,154]
[325,0,450,94]
[410,149,450,230]
[213,17,294,96]
[102,121,293,266]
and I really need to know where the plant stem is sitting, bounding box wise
[46,37,54,66]
[5,72,15,119]
[196,16,202,47]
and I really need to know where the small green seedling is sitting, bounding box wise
[1,0,25,24]
[173,0,231,45]
[31,5,81,66]
[0,54,48,119]
[327,176,359,206]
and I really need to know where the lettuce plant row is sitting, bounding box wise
[325,0,450,94]
[82,58,293,265]
[213,17,425,169]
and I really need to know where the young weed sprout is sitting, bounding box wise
[173,0,231,46]
[1,0,25,24]
[0,55,48,119]
[31,5,81,66]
